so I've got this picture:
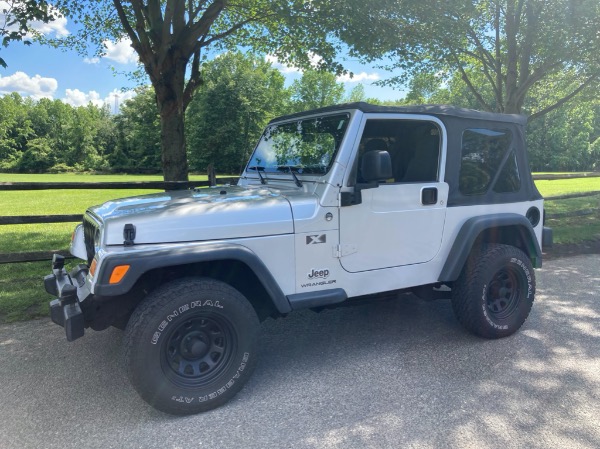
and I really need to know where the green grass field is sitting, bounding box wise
[1,173,599,324]
[535,177,600,197]
[0,173,210,182]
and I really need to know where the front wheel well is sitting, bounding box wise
[136,260,281,322]
[89,260,282,331]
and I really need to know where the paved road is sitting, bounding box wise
[1,255,599,449]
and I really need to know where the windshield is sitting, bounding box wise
[247,113,350,176]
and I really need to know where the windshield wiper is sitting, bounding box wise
[248,166,267,185]
[289,167,303,187]
[277,165,303,187]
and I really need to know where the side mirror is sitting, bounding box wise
[361,150,392,182]
[341,150,393,207]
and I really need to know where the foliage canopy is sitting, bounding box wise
[334,0,600,119]
[50,0,346,182]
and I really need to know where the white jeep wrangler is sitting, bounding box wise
[45,103,552,415]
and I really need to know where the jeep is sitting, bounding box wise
[45,102,553,415]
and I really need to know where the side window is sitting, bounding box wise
[494,151,521,193]
[355,119,441,184]
[459,128,519,195]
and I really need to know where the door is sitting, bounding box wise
[339,116,448,273]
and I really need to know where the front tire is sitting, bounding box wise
[451,244,535,339]
[124,277,260,415]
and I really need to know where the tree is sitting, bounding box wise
[289,70,345,113]
[0,92,33,169]
[335,0,600,119]
[0,0,58,67]
[0,92,116,173]
[52,1,345,182]
[186,52,288,174]
[112,86,162,172]
[346,84,366,103]
[401,67,600,172]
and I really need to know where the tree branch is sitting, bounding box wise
[528,74,599,121]
[514,61,563,101]
[494,0,504,110]
[201,16,259,46]
[183,47,202,109]
[464,25,497,71]
[172,0,186,36]
[145,0,164,46]
[185,1,226,45]
[447,47,494,111]
[112,0,142,52]
[161,0,176,47]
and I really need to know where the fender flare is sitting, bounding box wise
[438,213,542,283]
[93,242,292,313]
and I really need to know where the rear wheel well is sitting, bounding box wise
[471,225,538,264]
[451,225,539,284]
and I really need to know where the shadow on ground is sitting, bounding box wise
[0,256,598,449]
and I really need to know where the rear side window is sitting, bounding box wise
[459,128,520,195]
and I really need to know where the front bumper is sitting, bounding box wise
[45,255,91,341]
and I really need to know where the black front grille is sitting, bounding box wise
[82,214,99,264]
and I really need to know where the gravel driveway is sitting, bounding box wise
[1,255,599,449]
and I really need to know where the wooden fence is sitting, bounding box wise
[1,174,599,264]
[0,178,238,263]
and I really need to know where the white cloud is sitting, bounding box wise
[265,52,324,74]
[307,53,323,67]
[0,2,69,38]
[104,39,138,65]
[63,89,103,107]
[337,72,381,83]
[62,88,137,112]
[84,57,100,65]
[265,55,301,74]
[0,71,57,99]
[30,14,69,37]
[104,89,137,113]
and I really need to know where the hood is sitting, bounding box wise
[89,186,296,245]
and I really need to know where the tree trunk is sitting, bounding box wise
[158,98,189,183]
[154,59,189,184]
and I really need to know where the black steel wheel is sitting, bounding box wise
[452,244,535,339]
[124,277,260,415]
[485,267,522,320]
[162,313,236,386]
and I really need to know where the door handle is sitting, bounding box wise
[421,187,438,205]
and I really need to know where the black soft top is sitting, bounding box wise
[270,102,527,126]
[269,102,541,206]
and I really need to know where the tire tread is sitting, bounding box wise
[123,277,259,415]
[451,244,535,339]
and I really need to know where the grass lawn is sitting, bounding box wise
[0,172,599,324]
[535,177,600,197]
[0,173,212,182]
[0,261,50,322]
[535,176,600,244]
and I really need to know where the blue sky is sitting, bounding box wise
[0,8,406,112]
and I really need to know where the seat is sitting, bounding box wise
[401,130,440,183]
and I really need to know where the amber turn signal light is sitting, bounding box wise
[109,265,130,284]
[89,258,98,277]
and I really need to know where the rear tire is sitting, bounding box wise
[451,244,535,339]
[124,277,260,415]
